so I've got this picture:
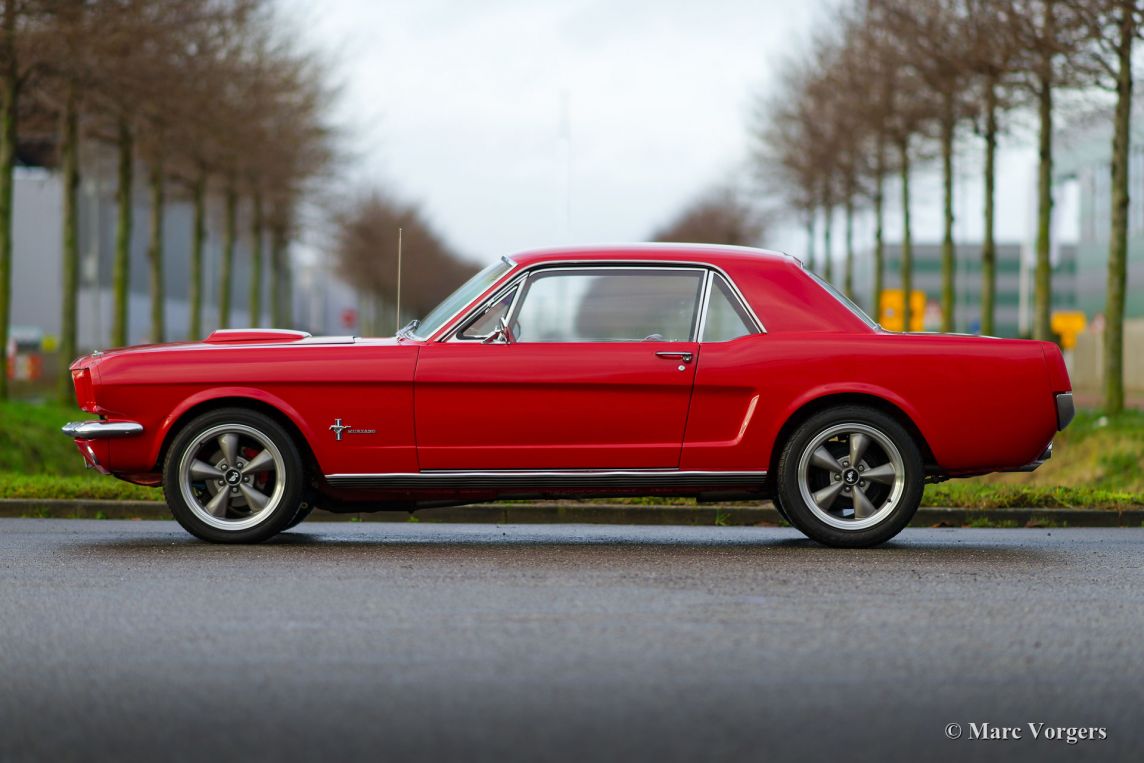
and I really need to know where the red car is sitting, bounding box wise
[63,245,1074,547]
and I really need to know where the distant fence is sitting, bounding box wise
[1071,319,1144,396]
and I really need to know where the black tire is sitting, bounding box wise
[163,408,306,543]
[776,405,923,548]
[771,494,791,524]
[285,497,316,530]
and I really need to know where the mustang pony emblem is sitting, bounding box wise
[330,419,351,441]
[330,419,377,441]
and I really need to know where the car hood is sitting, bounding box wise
[69,333,402,371]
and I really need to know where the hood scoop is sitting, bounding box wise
[204,329,312,344]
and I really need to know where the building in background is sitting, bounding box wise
[1057,115,1144,321]
[10,156,269,354]
[1054,111,1144,394]
[860,242,1077,337]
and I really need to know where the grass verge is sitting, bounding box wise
[0,473,159,501]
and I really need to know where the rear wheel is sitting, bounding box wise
[163,408,305,543]
[776,406,923,548]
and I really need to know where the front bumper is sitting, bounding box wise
[62,420,143,475]
[62,420,144,438]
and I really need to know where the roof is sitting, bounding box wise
[506,243,801,270]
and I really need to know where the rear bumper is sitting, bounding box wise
[1012,442,1053,473]
[62,420,144,439]
[1055,392,1075,431]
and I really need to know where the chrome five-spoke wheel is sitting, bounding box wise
[178,424,286,531]
[163,408,306,543]
[777,406,924,548]
[796,422,905,531]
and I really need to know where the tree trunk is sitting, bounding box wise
[189,171,206,339]
[823,199,833,282]
[0,3,17,399]
[1105,9,1135,415]
[146,156,165,343]
[248,190,263,327]
[805,210,815,274]
[111,119,133,347]
[844,191,855,299]
[58,86,80,402]
[940,96,956,333]
[218,184,236,329]
[900,138,913,332]
[270,219,287,327]
[1033,8,1056,343]
[281,233,293,328]
[981,78,998,336]
[873,136,885,321]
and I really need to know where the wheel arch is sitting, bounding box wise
[768,391,938,480]
[154,390,322,479]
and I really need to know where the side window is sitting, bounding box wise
[702,276,755,342]
[457,286,518,340]
[512,269,704,343]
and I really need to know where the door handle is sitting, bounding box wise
[655,351,693,363]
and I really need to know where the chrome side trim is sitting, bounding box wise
[62,420,144,439]
[325,469,768,490]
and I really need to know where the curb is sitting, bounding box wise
[2,499,1143,527]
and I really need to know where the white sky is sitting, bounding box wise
[280,0,1067,270]
[280,0,825,263]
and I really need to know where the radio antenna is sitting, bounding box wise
[395,226,403,333]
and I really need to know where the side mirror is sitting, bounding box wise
[482,316,515,344]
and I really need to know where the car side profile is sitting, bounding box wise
[63,244,1074,547]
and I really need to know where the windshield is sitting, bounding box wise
[408,257,515,340]
[806,270,880,330]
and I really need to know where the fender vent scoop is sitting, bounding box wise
[204,329,312,344]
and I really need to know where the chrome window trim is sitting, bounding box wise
[415,255,517,342]
[700,272,759,343]
[695,270,715,343]
[325,469,767,490]
[442,260,762,343]
[452,274,528,342]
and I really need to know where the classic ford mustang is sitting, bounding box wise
[63,244,1074,546]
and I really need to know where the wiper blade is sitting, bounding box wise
[397,319,420,338]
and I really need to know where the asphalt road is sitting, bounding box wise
[2,520,1142,763]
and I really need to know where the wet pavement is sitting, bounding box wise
[2,519,1142,762]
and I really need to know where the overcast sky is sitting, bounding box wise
[280,0,1065,275]
[281,0,825,264]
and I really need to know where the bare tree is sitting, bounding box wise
[0,0,52,399]
[334,190,476,334]
[1064,0,1144,413]
[1004,1,1087,341]
[651,185,767,246]
[879,0,977,330]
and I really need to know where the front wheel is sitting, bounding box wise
[163,408,306,543]
[776,406,924,548]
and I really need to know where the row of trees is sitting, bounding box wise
[757,0,1142,413]
[334,190,478,336]
[651,185,769,246]
[0,0,335,401]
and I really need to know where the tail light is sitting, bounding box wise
[72,367,97,412]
